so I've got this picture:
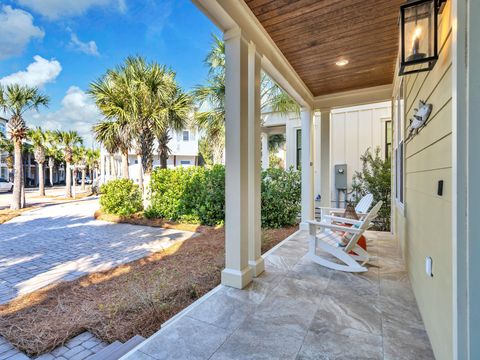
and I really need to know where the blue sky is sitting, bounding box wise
[0,0,220,145]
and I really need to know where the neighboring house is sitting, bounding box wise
[261,101,391,207]
[99,127,199,183]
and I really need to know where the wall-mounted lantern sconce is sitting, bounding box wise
[399,0,447,76]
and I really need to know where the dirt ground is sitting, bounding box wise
[0,225,297,356]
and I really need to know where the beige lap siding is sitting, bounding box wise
[396,1,453,359]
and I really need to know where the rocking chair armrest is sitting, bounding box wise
[315,206,343,213]
[322,215,363,226]
[307,220,363,234]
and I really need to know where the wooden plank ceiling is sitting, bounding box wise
[245,0,405,97]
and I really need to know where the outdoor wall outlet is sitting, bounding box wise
[425,256,433,277]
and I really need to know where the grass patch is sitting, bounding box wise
[0,225,297,356]
[0,209,23,224]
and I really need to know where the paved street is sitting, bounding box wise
[0,198,195,304]
[0,186,84,210]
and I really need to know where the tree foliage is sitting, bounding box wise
[351,147,391,231]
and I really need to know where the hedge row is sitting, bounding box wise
[101,165,301,228]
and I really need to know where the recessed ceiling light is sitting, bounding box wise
[335,59,349,67]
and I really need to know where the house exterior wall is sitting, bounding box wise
[101,128,199,184]
[279,102,391,206]
[393,2,453,359]
[330,102,391,206]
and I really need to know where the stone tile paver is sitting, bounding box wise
[0,198,194,304]
[124,230,434,360]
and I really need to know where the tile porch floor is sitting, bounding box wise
[122,230,434,360]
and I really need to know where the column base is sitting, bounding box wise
[248,257,265,277]
[221,267,253,289]
[300,222,311,230]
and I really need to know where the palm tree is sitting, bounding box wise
[0,84,49,209]
[90,56,191,192]
[72,146,87,191]
[193,35,225,164]
[194,35,299,165]
[27,127,48,196]
[154,80,192,169]
[0,133,14,181]
[86,148,100,180]
[55,130,83,198]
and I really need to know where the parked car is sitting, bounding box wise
[0,178,13,193]
[76,176,92,185]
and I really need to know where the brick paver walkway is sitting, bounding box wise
[0,198,194,304]
[0,332,107,359]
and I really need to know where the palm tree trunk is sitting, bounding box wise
[38,162,45,196]
[122,151,129,179]
[21,165,25,209]
[81,169,86,190]
[10,139,22,210]
[143,170,151,208]
[73,169,77,198]
[65,162,72,198]
[159,151,168,169]
[137,154,143,191]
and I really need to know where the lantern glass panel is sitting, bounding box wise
[400,0,438,75]
[404,1,435,61]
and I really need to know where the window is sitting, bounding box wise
[180,160,191,165]
[385,120,392,159]
[394,80,405,205]
[182,131,189,141]
[296,129,301,170]
[0,123,5,136]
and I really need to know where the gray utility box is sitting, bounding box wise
[334,164,348,190]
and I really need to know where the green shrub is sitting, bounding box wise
[147,165,224,226]
[261,167,301,228]
[100,179,143,216]
[351,147,391,231]
[147,165,300,228]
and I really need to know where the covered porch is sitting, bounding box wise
[122,230,433,359]
[120,2,431,358]
[191,0,400,289]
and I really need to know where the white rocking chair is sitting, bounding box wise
[316,193,374,221]
[307,201,383,273]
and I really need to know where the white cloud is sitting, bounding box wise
[17,0,127,19]
[0,55,62,88]
[69,33,99,56]
[27,86,100,146]
[0,5,44,60]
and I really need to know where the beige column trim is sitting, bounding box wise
[300,106,314,229]
[221,27,253,289]
[261,132,269,170]
[247,42,264,277]
[320,108,331,207]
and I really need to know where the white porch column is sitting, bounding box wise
[100,151,105,184]
[247,42,264,277]
[300,106,314,229]
[261,132,269,170]
[221,28,253,289]
[319,108,331,207]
